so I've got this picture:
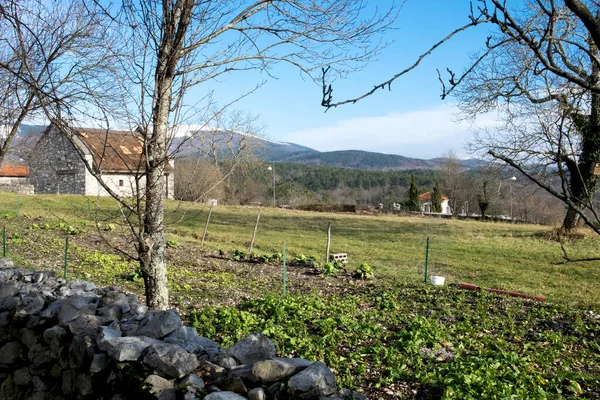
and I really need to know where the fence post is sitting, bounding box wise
[63,236,69,280]
[2,226,5,258]
[325,220,332,262]
[282,242,287,296]
[201,203,214,248]
[424,236,430,284]
[249,212,261,254]
[63,235,69,280]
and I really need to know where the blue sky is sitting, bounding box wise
[200,1,498,159]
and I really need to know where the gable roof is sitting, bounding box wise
[51,124,173,173]
[0,165,29,177]
[419,191,448,201]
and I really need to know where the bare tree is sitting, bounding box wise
[0,0,119,167]
[31,0,393,309]
[436,151,472,216]
[321,0,600,235]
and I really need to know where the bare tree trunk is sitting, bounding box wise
[140,164,168,309]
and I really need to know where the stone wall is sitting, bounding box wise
[0,261,365,400]
[29,127,87,195]
[0,182,34,195]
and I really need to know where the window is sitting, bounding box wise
[119,179,124,187]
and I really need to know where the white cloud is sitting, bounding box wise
[280,104,502,159]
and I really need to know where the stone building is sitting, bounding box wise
[30,123,174,199]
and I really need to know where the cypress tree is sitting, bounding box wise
[432,182,442,213]
[408,174,420,211]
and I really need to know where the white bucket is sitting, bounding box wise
[430,276,445,286]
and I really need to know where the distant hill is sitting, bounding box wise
[274,149,439,170]
[9,124,483,171]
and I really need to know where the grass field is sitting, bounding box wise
[0,193,599,398]
[1,193,597,308]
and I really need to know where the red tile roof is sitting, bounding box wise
[74,128,173,173]
[0,165,30,177]
[419,191,448,201]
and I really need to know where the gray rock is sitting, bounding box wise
[213,373,247,396]
[351,392,367,400]
[90,353,110,374]
[204,391,248,400]
[0,266,15,281]
[228,333,275,365]
[13,367,30,386]
[14,294,46,319]
[0,341,22,364]
[32,271,50,284]
[215,356,238,369]
[135,310,182,339]
[28,344,53,370]
[0,311,9,328]
[143,343,200,378]
[57,295,98,326]
[145,374,176,400]
[98,327,161,362]
[0,296,17,311]
[96,325,123,348]
[43,325,68,354]
[97,305,123,321]
[198,360,226,377]
[68,314,112,334]
[68,280,96,291]
[287,361,337,399]
[164,326,219,357]
[179,374,204,392]
[40,299,66,319]
[229,365,258,384]
[0,258,14,269]
[69,333,96,369]
[252,358,312,383]
[0,282,20,297]
[248,388,266,400]
[20,328,38,349]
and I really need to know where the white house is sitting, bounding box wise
[30,123,174,199]
[419,191,451,214]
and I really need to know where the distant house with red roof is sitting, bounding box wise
[29,122,174,198]
[0,165,34,194]
[419,191,451,215]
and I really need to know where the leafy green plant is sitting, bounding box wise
[293,254,320,268]
[57,222,79,235]
[125,267,144,282]
[166,239,179,248]
[260,252,282,264]
[28,223,40,230]
[232,249,246,261]
[323,262,339,275]
[353,263,374,279]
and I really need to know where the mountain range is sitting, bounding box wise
[8,124,483,171]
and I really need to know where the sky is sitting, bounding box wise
[198,1,499,159]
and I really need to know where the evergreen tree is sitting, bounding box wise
[432,182,442,213]
[478,181,490,220]
[408,174,420,211]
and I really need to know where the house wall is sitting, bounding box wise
[441,199,451,215]
[420,199,452,214]
[86,171,174,200]
[29,127,86,195]
[0,177,35,195]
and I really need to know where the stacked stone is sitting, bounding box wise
[0,261,366,400]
